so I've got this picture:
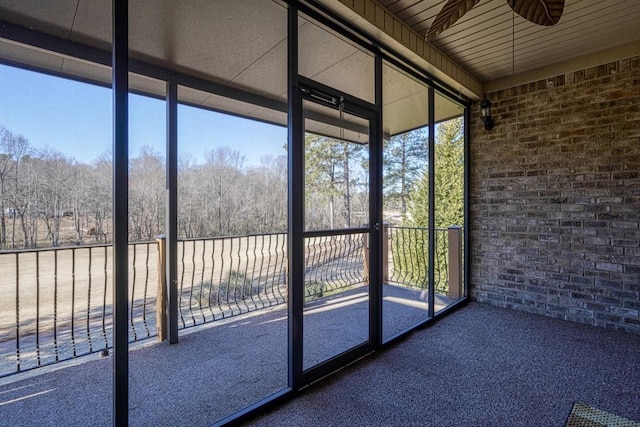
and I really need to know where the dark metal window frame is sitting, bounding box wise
[0,1,471,425]
[112,2,129,426]
[293,75,382,386]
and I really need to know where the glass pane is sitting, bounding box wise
[381,61,432,341]
[0,63,112,423]
[302,99,370,370]
[129,0,289,425]
[299,14,375,104]
[304,100,370,232]
[434,92,465,314]
[303,233,370,369]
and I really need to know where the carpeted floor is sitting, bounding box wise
[0,285,440,426]
[1,302,638,426]
[250,303,640,426]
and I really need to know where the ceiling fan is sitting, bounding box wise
[426,0,565,40]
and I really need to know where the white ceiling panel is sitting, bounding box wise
[311,49,376,104]
[383,62,429,135]
[246,106,288,129]
[0,0,78,39]
[178,85,214,107]
[0,0,464,139]
[68,0,111,50]
[298,18,376,103]
[231,37,288,101]
[125,0,288,90]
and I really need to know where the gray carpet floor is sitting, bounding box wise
[0,285,441,426]
[1,301,638,426]
[251,303,640,427]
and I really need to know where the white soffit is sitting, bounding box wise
[0,0,463,138]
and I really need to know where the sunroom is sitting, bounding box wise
[0,1,639,426]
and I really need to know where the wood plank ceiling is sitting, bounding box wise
[377,0,640,82]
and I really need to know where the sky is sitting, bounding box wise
[0,64,287,166]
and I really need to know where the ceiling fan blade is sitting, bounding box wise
[507,0,564,26]
[426,0,481,41]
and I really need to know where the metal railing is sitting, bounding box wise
[174,233,288,329]
[0,226,461,376]
[386,226,452,294]
[303,233,368,300]
[166,232,368,329]
[0,242,157,376]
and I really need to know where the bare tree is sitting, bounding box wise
[129,146,165,241]
[34,148,74,247]
[69,163,95,244]
[0,127,29,249]
[249,155,287,232]
[7,153,40,248]
[0,126,292,248]
[204,147,245,236]
[87,152,112,243]
[177,153,204,238]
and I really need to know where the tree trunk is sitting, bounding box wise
[0,181,5,248]
[343,142,351,228]
[329,196,334,229]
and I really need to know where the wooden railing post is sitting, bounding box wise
[156,235,167,342]
[362,233,369,281]
[448,226,462,299]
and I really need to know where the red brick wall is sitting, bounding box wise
[470,56,640,333]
